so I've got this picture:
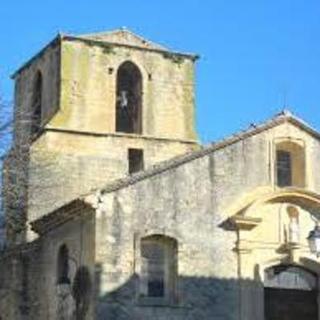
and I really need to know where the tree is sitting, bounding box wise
[0,93,37,244]
[0,90,68,245]
[0,95,13,246]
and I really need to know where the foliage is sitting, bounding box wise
[0,97,12,228]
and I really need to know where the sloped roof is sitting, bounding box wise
[30,110,320,234]
[31,199,93,235]
[79,28,167,51]
[95,110,320,195]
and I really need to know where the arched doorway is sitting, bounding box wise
[264,265,318,320]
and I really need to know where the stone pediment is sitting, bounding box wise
[227,188,320,218]
[244,188,320,217]
[79,28,167,51]
[226,188,320,233]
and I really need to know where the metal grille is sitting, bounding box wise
[276,150,292,187]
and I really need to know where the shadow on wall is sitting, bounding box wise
[94,265,264,320]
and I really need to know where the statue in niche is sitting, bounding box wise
[287,206,300,244]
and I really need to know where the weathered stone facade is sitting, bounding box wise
[4,29,198,243]
[19,113,320,320]
[2,29,320,320]
[86,117,320,320]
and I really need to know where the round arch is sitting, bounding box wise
[264,264,318,320]
[229,188,320,219]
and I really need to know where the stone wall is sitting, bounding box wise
[50,38,197,141]
[7,35,199,242]
[13,39,60,143]
[18,119,320,320]
[0,242,42,320]
[27,130,197,236]
[4,40,61,243]
[35,204,96,320]
[91,121,320,319]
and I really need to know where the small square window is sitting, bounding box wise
[128,149,144,174]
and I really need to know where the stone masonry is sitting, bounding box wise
[1,29,320,320]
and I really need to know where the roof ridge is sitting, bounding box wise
[78,27,129,39]
[79,28,167,50]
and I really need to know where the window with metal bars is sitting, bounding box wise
[276,150,292,187]
[140,235,177,302]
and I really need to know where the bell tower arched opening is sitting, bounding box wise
[115,61,143,134]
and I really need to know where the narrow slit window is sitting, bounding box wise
[31,72,43,136]
[128,149,144,174]
[57,244,70,284]
[276,150,292,187]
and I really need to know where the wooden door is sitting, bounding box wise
[265,288,318,320]
[264,265,318,320]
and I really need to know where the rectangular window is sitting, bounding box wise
[128,149,144,174]
[277,150,292,187]
[140,236,177,304]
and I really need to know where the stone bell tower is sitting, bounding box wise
[5,28,199,242]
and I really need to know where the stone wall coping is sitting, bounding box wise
[63,34,199,61]
[94,112,320,195]
[11,34,61,79]
[11,31,199,78]
[44,127,199,144]
[30,199,93,236]
[30,112,320,232]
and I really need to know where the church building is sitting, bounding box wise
[1,29,320,320]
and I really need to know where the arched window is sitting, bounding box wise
[31,71,43,136]
[275,141,306,188]
[140,235,177,301]
[116,61,142,134]
[57,244,70,284]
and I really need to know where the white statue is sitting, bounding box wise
[287,206,300,244]
[118,90,128,108]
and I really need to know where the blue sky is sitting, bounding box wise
[1,0,320,142]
